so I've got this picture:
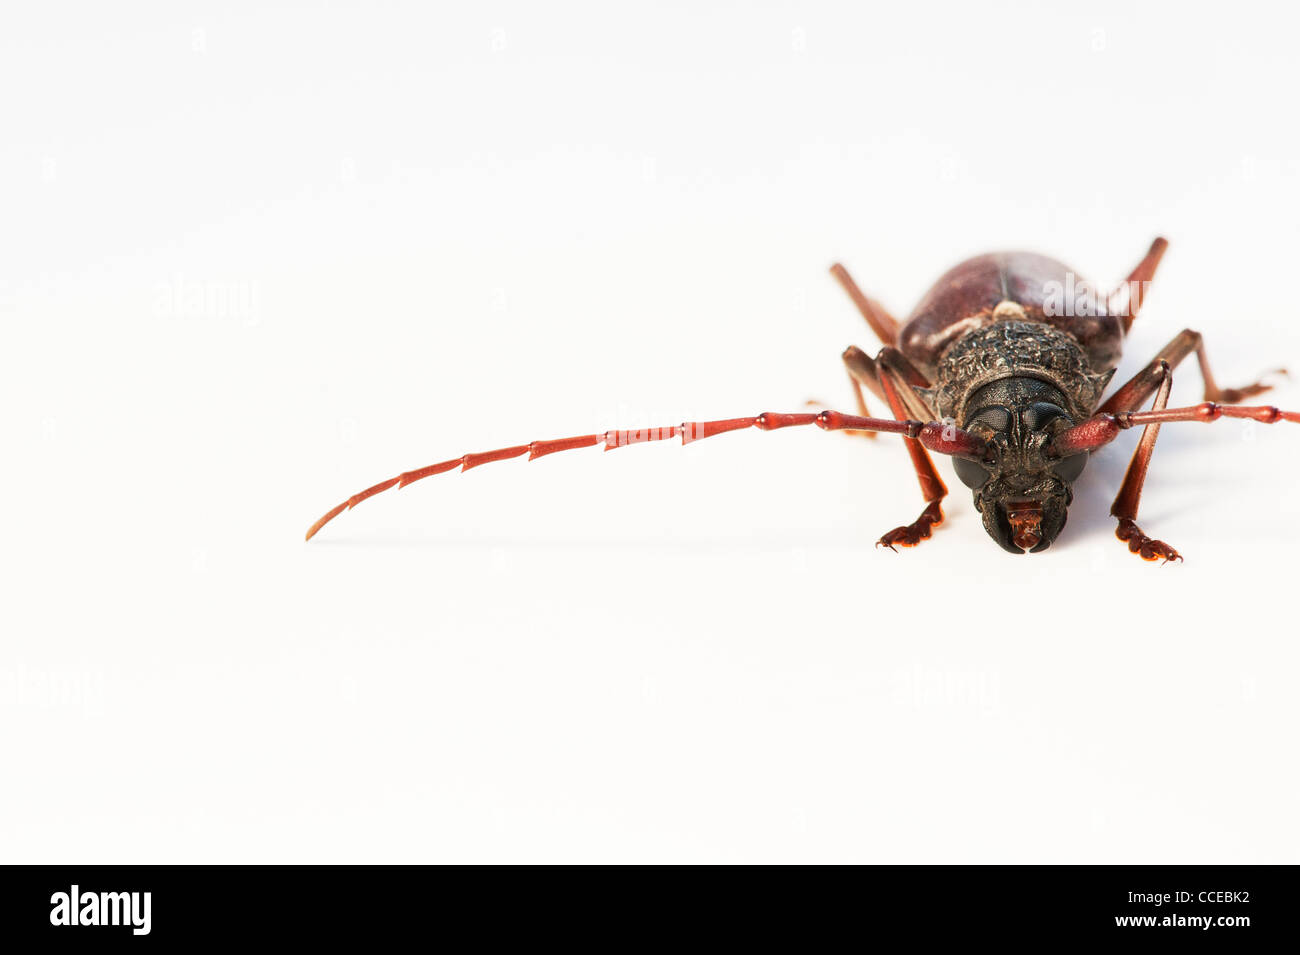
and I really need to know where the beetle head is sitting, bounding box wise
[950,376,1089,554]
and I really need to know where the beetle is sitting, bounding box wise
[306,238,1296,560]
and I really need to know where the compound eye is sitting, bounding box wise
[968,405,1012,433]
[1051,451,1088,483]
[952,456,992,489]
[1022,402,1069,432]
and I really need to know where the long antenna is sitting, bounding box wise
[305,409,989,540]
[1052,400,1299,456]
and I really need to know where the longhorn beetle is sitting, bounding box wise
[306,238,1297,560]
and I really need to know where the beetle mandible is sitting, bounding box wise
[306,238,1297,560]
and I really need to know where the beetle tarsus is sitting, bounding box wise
[1204,371,1284,405]
[876,501,943,551]
[1115,518,1183,563]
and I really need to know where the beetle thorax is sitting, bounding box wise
[924,317,1111,423]
[926,314,1109,554]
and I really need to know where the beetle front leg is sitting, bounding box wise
[874,349,948,551]
[1109,362,1182,563]
[818,344,948,546]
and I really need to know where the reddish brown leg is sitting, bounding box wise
[830,263,901,346]
[874,348,947,551]
[1111,236,1169,333]
[843,345,887,405]
[877,348,936,419]
[1110,363,1182,562]
[1100,328,1285,414]
[837,344,888,435]
[820,262,897,425]
[805,345,887,437]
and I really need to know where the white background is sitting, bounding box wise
[3,2,1298,863]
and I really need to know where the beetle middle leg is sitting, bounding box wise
[806,343,889,433]
[813,263,901,424]
[871,348,948,551]
[819,344,887,435]
[1100,328,1286,414]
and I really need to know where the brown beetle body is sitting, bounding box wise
[887,253,1125,553]
[306,238,1297,561]
[898,251,1123,380]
